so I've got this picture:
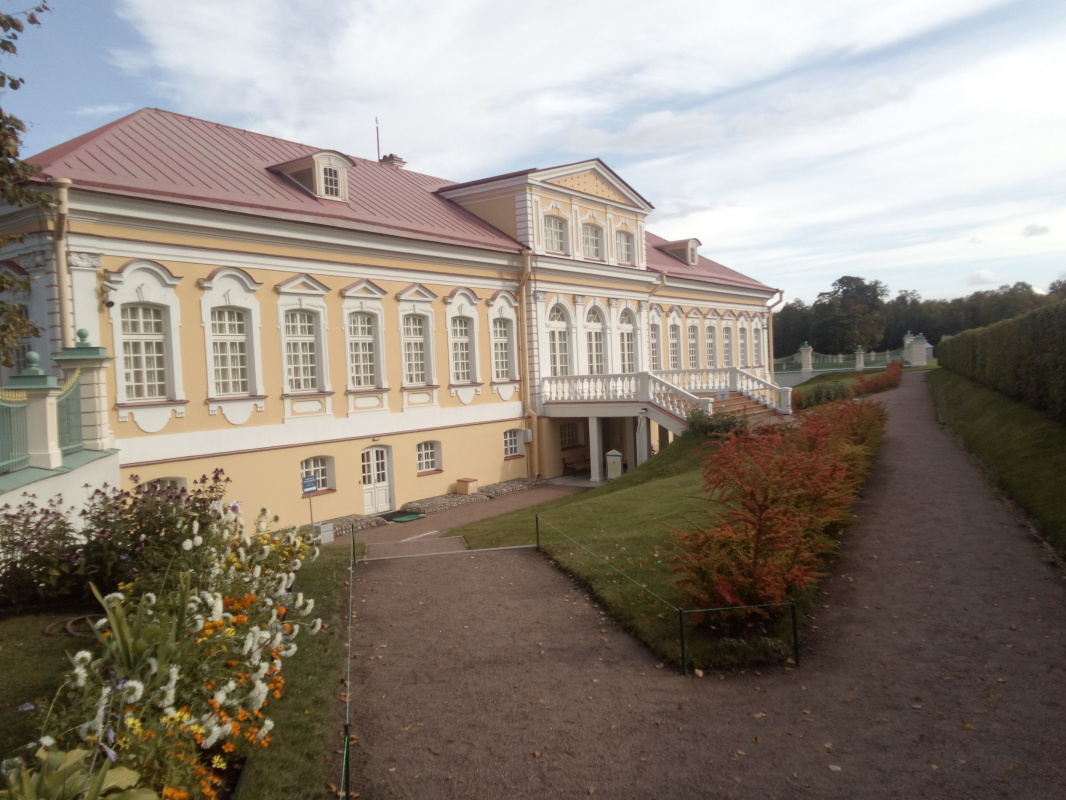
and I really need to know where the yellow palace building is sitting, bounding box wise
[0,109,789,524]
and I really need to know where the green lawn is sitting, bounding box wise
[0,610,91,759]
[455,436,797,669]
[237,541,357,799]
[928,369,1066,556]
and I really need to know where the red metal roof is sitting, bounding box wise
[27,109,774,293]
[645,232,775,293]
[27,108,523,253]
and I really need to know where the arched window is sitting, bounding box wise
[753,327,763,366]
[687,324,700,369]
[121,305,168,399]
[668,324,681,369]
[739,327,749,367]
[705,324,718,368]
[581,224,603,260]
[723,325,734,367]
[618,309,636,373]
[493,318,514,380]
[547,304,570,377]
[284,310,320,392]
[585,307,605,375]
[210,308,249,396]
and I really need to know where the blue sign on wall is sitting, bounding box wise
[302,475,318,494]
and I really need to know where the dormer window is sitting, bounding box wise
[660,238,703,266]
[270,151,353,202]
[688,241,699,265]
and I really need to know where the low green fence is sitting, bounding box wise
[0,388,29,474]
[57,369,83,456]
[535,515,799,673]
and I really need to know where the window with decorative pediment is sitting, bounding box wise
[450,316,474,383]
[210,308,249,395]
[754,326,763,366]
[688,324,700,369]
[650,324,662,371]
[739,327,749,367]
[668,324,681,369]
[284,310,321,391]
[403,314,431,385]
[121,305,168,399]
[581,224,603,260]
[615,231,634,265]
[723,325,734,367]
[544,216,568,253]
[347,312,378,388]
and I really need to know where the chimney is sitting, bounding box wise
[379,153,407,169]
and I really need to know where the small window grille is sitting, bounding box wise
[416,441,439,472]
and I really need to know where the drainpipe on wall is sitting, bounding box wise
[766,289,785,383]
[50,177,74,350]
[517,248,539,481]
[648,270,667,298]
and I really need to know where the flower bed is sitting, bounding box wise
[1,474,324,799]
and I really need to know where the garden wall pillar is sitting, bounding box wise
[8,353,63,469]
[907,334,928,366]
[54,330,113,451]
[855,347,865,371]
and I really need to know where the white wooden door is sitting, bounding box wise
[361,447,391,514]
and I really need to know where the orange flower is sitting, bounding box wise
[222,742,234,753]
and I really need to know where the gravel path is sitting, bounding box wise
[345,372,1066,799]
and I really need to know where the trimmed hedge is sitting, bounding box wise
[937,301,1066,423]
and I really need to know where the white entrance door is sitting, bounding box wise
[361,447,391,514]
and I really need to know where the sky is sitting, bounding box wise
[4,0,1065,304]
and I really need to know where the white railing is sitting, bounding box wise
[540,372,710,421]
[540,368,792,417]
[655,367,792,413]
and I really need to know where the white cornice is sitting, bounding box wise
[66,233,522,294]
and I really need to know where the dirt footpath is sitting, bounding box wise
[346,372,1066,799]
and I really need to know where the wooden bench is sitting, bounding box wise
[562,453,591,475]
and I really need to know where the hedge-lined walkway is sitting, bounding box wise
[345,372,1066,799]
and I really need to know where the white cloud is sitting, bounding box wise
[969,269,998,285]
[71,103,135,117]
[91,0,1066,302]
[1022,224,1049,237]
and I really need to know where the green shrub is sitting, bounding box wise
[938,301,1066,423]
[791,379,853,410]
[684,408,749,439]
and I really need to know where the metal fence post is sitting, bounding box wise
[679,608,688,675]
[536,514,540,550]
[790,600,799,667]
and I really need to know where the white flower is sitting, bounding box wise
[74,665,88,688]
[102,592,124,605]
[210,596,224,622]
[193,535,203,547]
[257,521,268,533]
[252,565,261,578]
[191,519,200,536]
[312,546,320,561]
[181,539,193,551]
[249,680,268,710]
[281,643,298,657]
[291,624,301,638]
[257,718,274,739]
[73,650,93,665]
[93,618,109,629]
[147,658,159,675]
[286,572,297,588]
[242,632,257,655]
[143,593,157,606]
[294,593,304,610]
[302,599,314,616]
[191,615,205,633]
[124,680,145,704]
[291,559,302,572]
[311,618,323,635]
[39,736,55,748]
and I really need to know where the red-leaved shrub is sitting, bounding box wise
[672,399,886,627]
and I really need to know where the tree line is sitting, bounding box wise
[772,275,1065,358]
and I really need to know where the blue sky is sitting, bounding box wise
[5,0,1065,304]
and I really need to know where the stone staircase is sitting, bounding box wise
[707,391,787,425]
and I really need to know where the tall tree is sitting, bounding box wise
[771,298,810,358]
[810,276,888,352]
[0,3,50,368]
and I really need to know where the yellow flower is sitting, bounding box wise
[224,628,236,638]
[212,755,227,770]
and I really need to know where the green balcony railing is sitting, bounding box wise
[0,388,29,474]
[57,369,83,457]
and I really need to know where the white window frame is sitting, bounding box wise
[402,313,431,386]
[341,280,388,391]
[581,224,603,260]
[739,326,750,368]
[284,309,322,392]
[614,231,634,265]
[313,153,350,201]
[200,267,264,404]
[546,302,572,378]
[449,316,474,383]
[444,287,481,386]
[754,325,763,366]
[489,291,520,385]
[687,324,700,369]
[276,275,331,396]
[618,309,636,374]
[650,323,662,371]
[668,324,681,370]
[347,311,379,388]
[723,325,734,368]
[416,440,441,473]
[504,428,524,458]
[543,215,568,253]
[106,261,185,410]
[688,241,699,265]
[585,306,605,375]
[706,323,718,369]
[300,455,334,493]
